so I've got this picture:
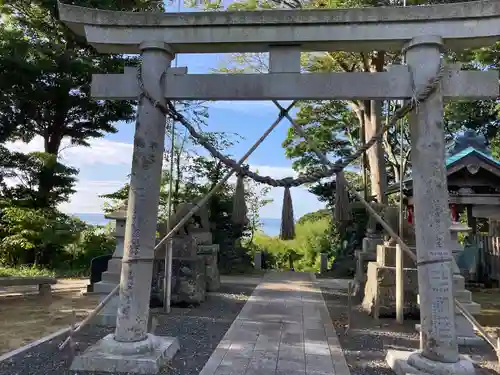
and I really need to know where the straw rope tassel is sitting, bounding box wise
[334,170,352,226]
[232,174,248,226]
[280,186,296,240]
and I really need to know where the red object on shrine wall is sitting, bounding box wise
[450,204,458,221]
[407,206,413,224]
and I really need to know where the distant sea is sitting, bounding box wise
[74,213,282,237]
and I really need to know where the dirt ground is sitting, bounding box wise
[0,290,99,356]
[0,276,260,357]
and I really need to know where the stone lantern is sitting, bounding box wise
[93,201,127,327]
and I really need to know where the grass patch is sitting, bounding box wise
[0,265,89,279]
[0,265,55,278]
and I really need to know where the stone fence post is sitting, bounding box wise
[320,253,328,274]
[254,252,262,270]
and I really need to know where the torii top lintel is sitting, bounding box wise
[57,1,500,54]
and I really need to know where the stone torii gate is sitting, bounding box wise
[58,1,500,374]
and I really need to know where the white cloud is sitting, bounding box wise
[5,137,324,219]
[6,137,133,168]
[59,180,127,214]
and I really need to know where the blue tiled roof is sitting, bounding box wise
[445,147,500,168]
[387,147,500,194]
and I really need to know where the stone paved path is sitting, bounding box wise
[199,272,351,375]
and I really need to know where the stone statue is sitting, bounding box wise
[159,202,210,236]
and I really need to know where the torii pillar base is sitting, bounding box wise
[70,333,180,374]
[386,351,475,375]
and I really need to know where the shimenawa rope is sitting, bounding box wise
[137,62,445,188]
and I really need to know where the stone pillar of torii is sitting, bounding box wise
[58,1,499,374]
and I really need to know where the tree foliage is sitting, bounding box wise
[0,0,162,270]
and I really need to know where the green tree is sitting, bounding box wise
[0,0,166,270]
[0,0,164,207]
[1,151,78,208]
[0,206,84,267]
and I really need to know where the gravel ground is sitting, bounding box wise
[0,282,255,375]
[321,285,500,375]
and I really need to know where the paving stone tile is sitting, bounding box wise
[225,343,255,358]
[304,341,330,356]
[282,322,303,334]
[278,344,305,360]
[303,320,324,330]
[304,328,327,342]
[215,364,248,375]
[248,351,278,370]
[198,272,351,375]
[258,322,282,332]
[276,370,306,375]
[277,358,306,372]
[245,369,277,375]
[255,336,280,351]
[220,356,251,368]
[306,354,334,373]
[281,332,304,346]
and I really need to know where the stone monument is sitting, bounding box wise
[92,202,127,327]
[182,203,221,292]
[415,221,483,345]
[153,203,211,304]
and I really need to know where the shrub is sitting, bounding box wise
[249,216,335,273]
[0,205,115,276]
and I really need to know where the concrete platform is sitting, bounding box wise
[198,271,352,375]
[70,333,180,374]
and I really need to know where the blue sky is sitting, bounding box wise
[6,1,326,220]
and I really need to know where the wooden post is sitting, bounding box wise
[395,244,404,324]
